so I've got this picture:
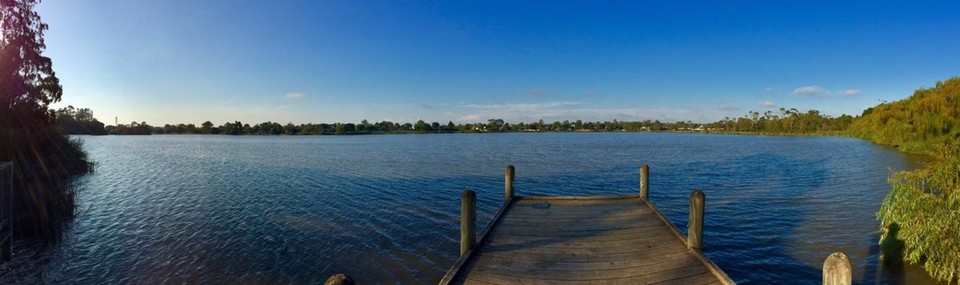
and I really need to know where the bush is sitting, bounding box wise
[878,143,960,282]
[0,123,90,237]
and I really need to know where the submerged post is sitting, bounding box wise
[823,252,852,285]
[640,164,649,200]
[505,165,515,201]
[688,189,704,249]
[460,190,477,256]
[324,273,355,285]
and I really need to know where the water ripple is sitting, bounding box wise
[0,133,936,284]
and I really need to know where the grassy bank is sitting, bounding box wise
[0,123,91,238]
[849,77,960,283]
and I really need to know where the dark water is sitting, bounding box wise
[0,133,939,284]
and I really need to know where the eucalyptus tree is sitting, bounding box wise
[0,0,62,126]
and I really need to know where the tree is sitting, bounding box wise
[201,121,213,134]
[283,122,299,135]
[0,0,62,127]
[414,120,431,133]
[486,119,503,132]
[55,105,106,135]
[221,121,243,135]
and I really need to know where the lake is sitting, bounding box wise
[0,133,938,284]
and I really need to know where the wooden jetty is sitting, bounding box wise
[326,163,853,284]
[439,165,735,285]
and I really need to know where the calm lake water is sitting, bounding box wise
[0,133,939,284]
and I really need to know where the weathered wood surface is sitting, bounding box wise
[688,190,704,249]
[461,190,477,256]
[640,164,649,200]
[822,252,852,285]
[441,196,734,285]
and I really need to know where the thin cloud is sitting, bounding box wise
[457,114,480,122]
[420,104,433,110]
[792,86,827,97]
[528,89,546,96]
[841,89,861,97]
[465,101,582,112]
[760,100,776,108]
[285,92,305,99]
[718,104,738,111]
[452,101,746,124]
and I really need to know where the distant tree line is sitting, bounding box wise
[701,108,853,134]
[98,107,851,136]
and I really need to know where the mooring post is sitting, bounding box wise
[505,165,515,201]
[640,164,649,200]
[688,189,704,249]
[823,252,852,285]
[460,190,477,256]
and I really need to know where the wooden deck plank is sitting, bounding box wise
[479,233,681,255]
[507,203,640,213]
[498,208,659,222]
[473,243,689,263]
[498,209,655,222]
[492,218,666,232]
[485,229,673,243]
[652,272,724,285]
[467,251,696,272]
[486,222,676,238]
[472,253,707,281]
[460,260,707,284]
[441,195,734,285]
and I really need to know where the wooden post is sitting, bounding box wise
[640,164,649,200]
[0,162,11,262]
[460,190,477,256]
[688,189,704,249]
[505,165,515,201]
[823,252,852,285]
[324,273,355,285]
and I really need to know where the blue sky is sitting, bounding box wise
[37,1,960,125]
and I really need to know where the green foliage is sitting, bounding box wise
[220,121,244,135]
[106,121,152,135]
[854,77,960,282]
[849,77,960,153]
[878,143,960,282]
[1,0,90,237]
[1,0,61,115]
[55,105,106,135]
[0,124,87,236]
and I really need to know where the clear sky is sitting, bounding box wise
[36,0,960,126]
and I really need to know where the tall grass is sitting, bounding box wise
[0,123,91,238]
